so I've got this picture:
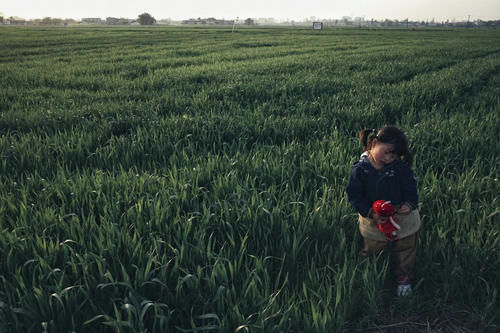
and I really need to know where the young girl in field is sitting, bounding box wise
[346,126,420,296]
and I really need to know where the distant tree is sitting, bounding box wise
[138,13,156,25]
[383,19,394,26]
[41,17,53,25]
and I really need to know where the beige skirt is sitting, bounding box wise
[358,209,421,241]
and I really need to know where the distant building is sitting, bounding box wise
[181,17,234,25]
[206,17,217,25]
[217,19,234,25]
[8,19,29,25]
[106,17,132,25]
[81,18,105,25]
[182,19,197,25]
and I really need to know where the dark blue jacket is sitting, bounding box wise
[346,153,418,217]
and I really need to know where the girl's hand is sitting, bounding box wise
[397,204,411,215]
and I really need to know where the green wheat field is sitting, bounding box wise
[0,26,499,332]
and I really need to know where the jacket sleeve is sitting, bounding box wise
[346,167,372,217]
[399,164,418,210]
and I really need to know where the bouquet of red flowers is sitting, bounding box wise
[372,200,400,241]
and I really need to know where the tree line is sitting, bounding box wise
[0,12,156,26]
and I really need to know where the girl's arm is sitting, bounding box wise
[399,164,418,211]
[346,167,373,217]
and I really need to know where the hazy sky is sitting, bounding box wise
[2,0,499,21]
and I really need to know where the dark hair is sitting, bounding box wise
[360,126,412,166]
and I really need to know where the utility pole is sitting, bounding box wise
[467,14,471,28]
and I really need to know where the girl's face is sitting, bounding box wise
[370,140,397,167]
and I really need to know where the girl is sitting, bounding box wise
[346,126,420,296]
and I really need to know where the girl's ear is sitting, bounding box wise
[371,138,378,147]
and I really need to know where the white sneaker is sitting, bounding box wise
[397,284,412,297]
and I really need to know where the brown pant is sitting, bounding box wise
[361,231,419,279]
